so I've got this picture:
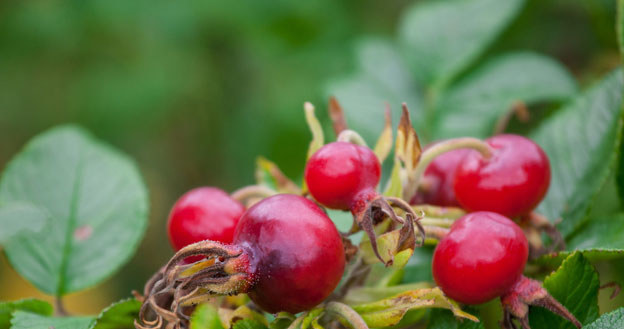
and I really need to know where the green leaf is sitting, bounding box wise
[0,299,52,329]
[531,68,624,236]
[584,308,624,329]
[0,125,149,295]
[0,202,48,245]
[10,311,93,329]
[350,287,478,327]
[432,52,577,139]
[535,213,624,265]
[327,38,424,141]
[268,313,295,329]
[191,304,225,329]
[428,308,484,329]
[529,252,600,329]
[89,298,141,329]
[232,319,268,329]
[398,0,524,87]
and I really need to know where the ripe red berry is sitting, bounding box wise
[432,211,528,305]
[233,194,345,313]
[167,187,245,252]
[410,146,469,207]
[304,141,381,210]
[453,134,551,218]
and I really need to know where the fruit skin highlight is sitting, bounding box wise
[233,194,345,313]
[304,141,381,211]
[167,187,245,253]
[454,134,551,218]
[432,211,528,304]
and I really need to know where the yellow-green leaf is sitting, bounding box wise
[351,287,478,328]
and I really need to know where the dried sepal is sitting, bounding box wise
[328,96,348,137]
[393,104,422,201]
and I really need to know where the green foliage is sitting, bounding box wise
[398,0,524,87]
[584,308,624,329]
[0,299,52,329]
[0,203,48,244]
[0,125,148,296]
[10,311,93,329]
[529,253,600,328]
[232,319,269,329]
[536,213,624,265]
[89,298,141,329]
[432,52,577,139]
[532,69,624,237]
[191,304,225,329]
[428,308,484,329]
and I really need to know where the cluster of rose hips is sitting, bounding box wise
[137,107,579,329]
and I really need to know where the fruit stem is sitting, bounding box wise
[54,297,68,316]
[409,138,493,198]
[337,129,368,147]
[422,225,449,241]
[231,185,276,205]
[412,204,465,220]
[419,217,455,228]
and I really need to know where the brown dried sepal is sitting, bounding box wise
[329,96,349,137]
[500,276,581,329]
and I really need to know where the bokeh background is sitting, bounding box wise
[0,0,619,315]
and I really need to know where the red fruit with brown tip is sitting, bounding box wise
[304,141,381,210]
[432,211,528,305]
[454,134,550,218]
[167,187,244,253]
[234,194,345,313]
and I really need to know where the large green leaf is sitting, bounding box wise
[428,308,484,329]
[10,311,93,329]
[536,213,624,265]
[584,308,624,329]
[327,38,424,141]
[0,203,48,245]
[89,298,141,329]
[529,253,599,329]
[398,0,524,87]
[0,125,149,295]
[531,68,624,236]
[432,52,577,139]
[0,299,52,329]
[232,319,268,329]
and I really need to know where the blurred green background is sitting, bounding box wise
[0,0,619,314]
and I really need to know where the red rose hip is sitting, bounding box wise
[233,194,345,313]
[453,134,550,218]
[304,141,381,210]
[167,187,244,251]
[433,211,528,304]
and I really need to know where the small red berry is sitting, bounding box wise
[410,146,469,207]
[432,211,528,304]
[453,134,550,218]
[304,142,381,210]
[167,187,245,253]
[234,194,345,313]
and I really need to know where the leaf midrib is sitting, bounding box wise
[56,152,85,296]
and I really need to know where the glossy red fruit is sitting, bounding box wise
[454,134,550,218]
[304,142,381,210]
[167,187,245,252]
[432,211,528,305]
[234,194,345,313]
[410,146,469,207]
